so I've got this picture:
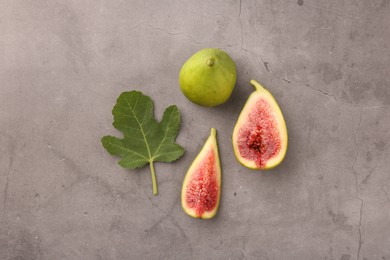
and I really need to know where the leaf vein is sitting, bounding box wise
[124,94,153,161]
[104,140,149,160]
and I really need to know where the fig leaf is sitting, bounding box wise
[101,91,185,195]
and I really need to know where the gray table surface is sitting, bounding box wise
[1,1,389,259]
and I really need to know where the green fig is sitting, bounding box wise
[179,48,236,107]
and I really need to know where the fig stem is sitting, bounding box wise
[206,56,215,66]
[250,79,266,91]
[150,161,158,195]
[210,128,216,137]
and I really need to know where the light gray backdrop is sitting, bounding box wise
[1,0,389,259]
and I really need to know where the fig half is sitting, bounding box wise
[181,128,221,219]
[232,80,288,170]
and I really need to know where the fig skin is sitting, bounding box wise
[232,80,288,170]
[181,128,221,219]
[179,48,237,107]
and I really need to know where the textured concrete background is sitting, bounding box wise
[1,0,389,259]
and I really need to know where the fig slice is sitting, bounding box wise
[181,128,221,219]
[232,79,288,170]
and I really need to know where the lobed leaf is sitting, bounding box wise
[101,91,185,195]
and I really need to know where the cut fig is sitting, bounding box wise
[232,79,288,170]
[181,128,221,219]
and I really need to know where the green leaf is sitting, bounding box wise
[101,91,185,195]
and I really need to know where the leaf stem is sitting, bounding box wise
[150,161,158,195]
